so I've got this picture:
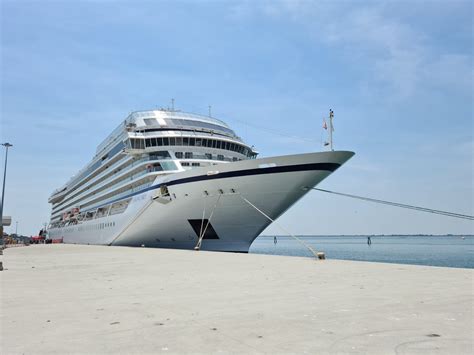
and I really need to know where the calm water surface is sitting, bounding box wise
[249,235,474,269]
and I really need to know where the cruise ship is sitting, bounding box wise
[48,108,354,252]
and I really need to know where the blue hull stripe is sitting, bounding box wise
[84,162,340,212]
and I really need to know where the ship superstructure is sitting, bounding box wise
[48,108,353,252]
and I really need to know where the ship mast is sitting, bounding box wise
[329,109,334,151]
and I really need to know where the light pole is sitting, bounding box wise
[0,143,13,245]
[15,221,18,235]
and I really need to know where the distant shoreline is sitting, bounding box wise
[260,234,474,237]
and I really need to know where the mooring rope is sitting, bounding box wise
[239,194,320,258]
[195,194,222,250]
[312,188,474,221]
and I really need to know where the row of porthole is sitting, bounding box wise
[168,188,237,200]
[77,221,116,232]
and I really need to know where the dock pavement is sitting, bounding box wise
[0,244,472,354]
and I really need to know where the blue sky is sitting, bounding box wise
[1,0,472,236]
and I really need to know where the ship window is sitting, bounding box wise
[144,118,157,126]
[169,137,175,145]
[192,162,200,167]
[157,137,163,146]
[183,137,189,145]
[175,152,183,159]
[107,141,125,158]
[233,157,238,161]
[185,152,193,159]
[205,153,212,160]
[217,154,224,161]
[150,151,171,159]
[148,163,163,172]
[145,138,151,147]
[175,137,182,146]
[196,138,202,146]
[189,138,195,146]
[181,162,189,166]
[131,139,140,149]
[212,140,217,148]
[163,137,169,145]
[202,139,207,147]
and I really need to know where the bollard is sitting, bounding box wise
[317,252,326,260]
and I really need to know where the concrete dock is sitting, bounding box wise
[1,245,472,354]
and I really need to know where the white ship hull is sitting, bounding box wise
[52,151,353,252]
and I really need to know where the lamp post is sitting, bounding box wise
[0,142,13,246]
[15,221,18,235]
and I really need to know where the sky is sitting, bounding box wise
[0,0,472,236]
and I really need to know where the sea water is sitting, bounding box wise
[249,235,474,269]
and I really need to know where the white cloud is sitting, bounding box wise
[232,1,472,101]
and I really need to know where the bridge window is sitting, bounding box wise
[150,151,171,159]
[185,152,193,159]
[138,136,249,157]
[131,139,145,149]
[175,152,183,159]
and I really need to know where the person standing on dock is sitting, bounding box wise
[367,236,372,245]
[274,236,277,245]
